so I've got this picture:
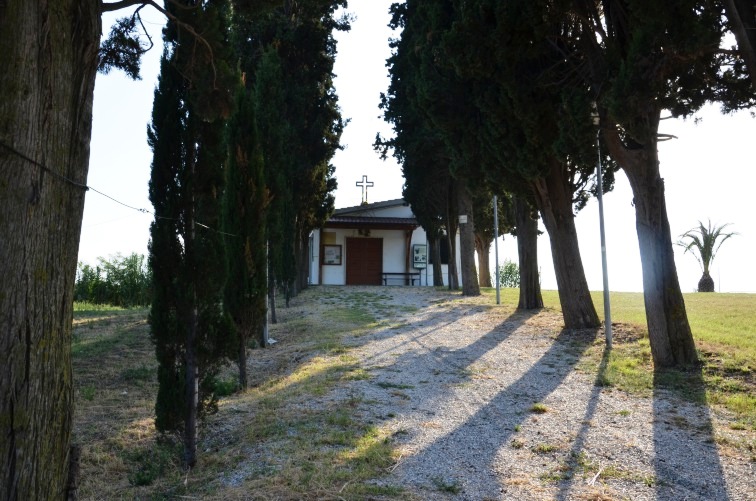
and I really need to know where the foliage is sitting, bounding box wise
[677,220,738,292]
[223,74,270,386]
[558,0,752,366]
[74,253,151,307]
[678,220,738,272]
[98,12,151,80]
[147,0,236,466]
[496,260,521,289]
[238,0,347,298]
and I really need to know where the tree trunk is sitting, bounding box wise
[514,197,544,310]
[724,0,756,89]
[604,117,698,367]
[0,1,100,498]
[457,184,480,296]
[697,272,715,293]
[184,303,199,468]
[429,236,444,286]
[531,163,599,329]
[446,188,459,290]
[475,234,493,288]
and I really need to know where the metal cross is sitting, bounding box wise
[356,175,374,204]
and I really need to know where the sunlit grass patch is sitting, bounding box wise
[555,290,756,429]
[530,402,549,414]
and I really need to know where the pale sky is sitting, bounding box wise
[82,1,756,293]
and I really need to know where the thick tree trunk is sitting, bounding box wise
[475,234,493,288]
[697,272,715,293]
[724,0,756,89]
[604,118,698,367]
[514,197,544,310]
[531,163,599,329]
[457,184,480,296]
[0,1,100,498]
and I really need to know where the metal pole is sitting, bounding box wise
[596,131,612,347]
[493,195,500,305]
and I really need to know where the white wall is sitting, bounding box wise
[310,225,462,286]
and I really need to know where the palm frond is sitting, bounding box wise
[677,219,737,274]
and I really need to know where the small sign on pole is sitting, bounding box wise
[458,215,468,224]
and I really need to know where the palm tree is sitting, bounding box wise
[677,220,738,292]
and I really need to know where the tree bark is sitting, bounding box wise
[604,122,698,367]
[475,234,493,288]
[446,187,459,290]
[514,197,544,310]
[184,303,199,468]
[0,1,100,498]
[429,236,444,286]
[724,0,756,89]
[457,184,480,296]
[531,163,599,329]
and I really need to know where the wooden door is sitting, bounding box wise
[346,237,383,285]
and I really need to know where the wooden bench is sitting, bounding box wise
[382,272,420,286]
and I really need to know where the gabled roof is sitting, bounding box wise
[333,198,408,216]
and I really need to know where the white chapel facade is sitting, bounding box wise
[309,198,462,287]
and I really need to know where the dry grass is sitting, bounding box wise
[71,287,756,499]
[71,289,407,500]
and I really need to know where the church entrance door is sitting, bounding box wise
[346,237,383,285]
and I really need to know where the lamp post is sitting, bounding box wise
[493,195,500,305]
[594,123,612,347]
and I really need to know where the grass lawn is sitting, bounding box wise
[70,293,403,499]
[482,288,756,430]
[71,289,754,498]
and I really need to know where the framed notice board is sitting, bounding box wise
[412,244,427,269]
[322,244,342,265]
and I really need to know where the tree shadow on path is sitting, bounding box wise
[374,314,598,500]
[653,366,730,499]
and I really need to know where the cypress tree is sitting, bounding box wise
[148,0,235,467]
[239,1,346,303]
[223,79,270,388]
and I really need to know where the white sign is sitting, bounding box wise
[458,215,468,224]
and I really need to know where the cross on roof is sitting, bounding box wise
[356,175,374,204]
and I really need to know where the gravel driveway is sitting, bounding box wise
[275,286,754,500]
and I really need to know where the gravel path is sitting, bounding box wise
[281,286,754,500]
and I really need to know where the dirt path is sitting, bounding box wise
[280,286,754,500]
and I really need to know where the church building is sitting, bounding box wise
[309,197,462,287]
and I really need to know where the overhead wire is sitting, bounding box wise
[0,139,237,237]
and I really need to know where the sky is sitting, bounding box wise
[81,0,756,293]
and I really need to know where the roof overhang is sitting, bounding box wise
[323,216,419,231]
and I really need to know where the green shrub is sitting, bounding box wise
[496,259,520,288]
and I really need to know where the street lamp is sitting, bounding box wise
[594,114,612,348]
[493,195,500,305]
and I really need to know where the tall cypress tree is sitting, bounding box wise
[223,79,270,388]
[238,1,346,303]
[148,0,235,467]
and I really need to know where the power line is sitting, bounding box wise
[0,140,88,190]
[1,139,237,237]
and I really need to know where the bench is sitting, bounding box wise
[382,272,420,286]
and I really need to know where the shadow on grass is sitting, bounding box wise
[653,365,729,499]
